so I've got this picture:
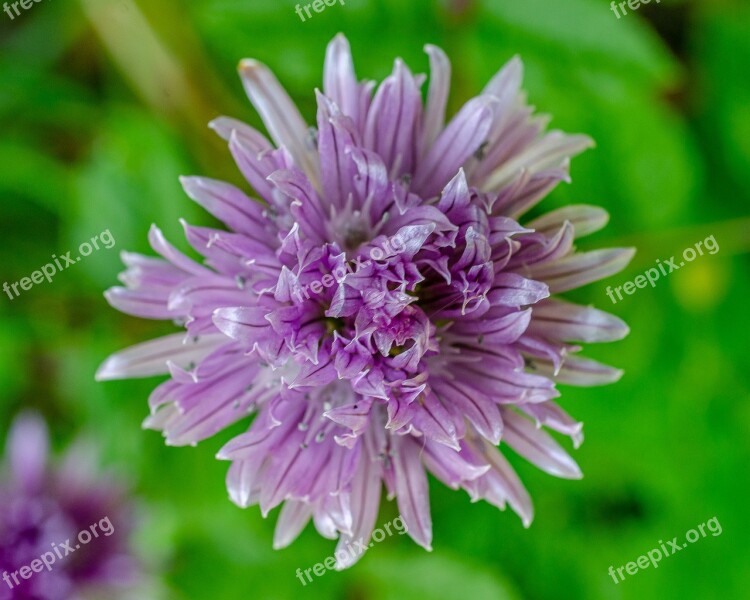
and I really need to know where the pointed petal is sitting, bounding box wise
[488,273,549,307]
[532,354,624,387]
[238,59,320,186]
[434,379,503,445]
[274,500,313,549]
[316,90,360,210]
[527,205,609,239]
[334,446,382,569]
[209,116,272,147]
[423,441,490,489]
[226,459,262,508]
[521,402,584,448]
[528,299,630,343]
[392,435,432,551]
[413,96,496,198]
[411,392,460,450]
[228,129,278,203]
[464,436,534,526]
[148,224,212,276]
[103,286,177,320]
[421,44,451,154]
[527,248,636,293]
[323,33,361,125]
[180,176,272,240]
[482,55,523,107]
[502,410,582,479]
[96,333,224,380]
[212,306,272,347]
[481,132,594,192]
[363,59,422,176]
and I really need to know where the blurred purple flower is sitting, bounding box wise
[98,34,632,566]
[0,413,140,599]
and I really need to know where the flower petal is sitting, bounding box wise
[526,205,609,239]
[392,435,432,551]
[238,59,320,187]
[528,299,630,343]
[96,333,224,380]
[363,59,422,177]
[526,248,636,293]
[334,445,382,569]
[420,44,451,154]
[481,131,594,192]
[531,354,624,387]
[413,96,496,199]
[323,33,362,127]
[501,409,582,479]
[274,499,313,549]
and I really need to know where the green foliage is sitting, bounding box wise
[0,0,748,598]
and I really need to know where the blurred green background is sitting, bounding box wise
[1,0,749,598]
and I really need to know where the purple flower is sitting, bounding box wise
[0,413,140,599]
[97,35,633,566]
